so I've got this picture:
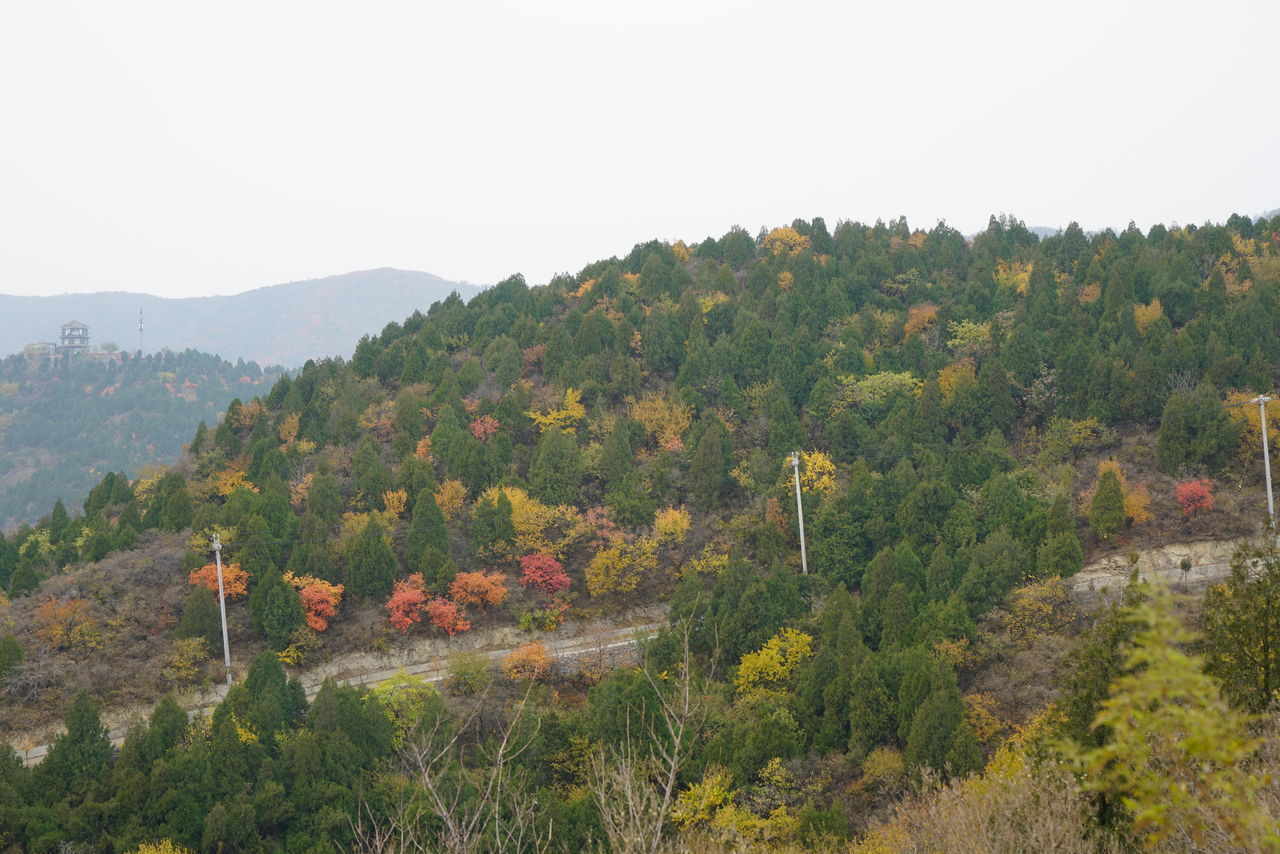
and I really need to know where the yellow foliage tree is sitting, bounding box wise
[937,360,977,403]
[479,485,584,557]
[1003,577,1073,645]
[585,536,658,596]
[628,392,694,451]
[762,226,810,256]
[1226,390,1280,466]
[777,450,837,498]
[131,842,195,854]
[230,399,265,430]
[358,399,396,440]
[382,488,408,518]
[528,387,586,434]
[207,466,257,499]
[946,319,992,355]
[289,472,312,509]
[277,412,301,447]
[653,506,691,544]
[734,627,814,698]
[685,546,729,577]
[776,271,794,291]
[994,259,1032,294]
[435,479,467,521]
[1133,298,1163,337]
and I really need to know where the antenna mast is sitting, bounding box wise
[138,308,144,355]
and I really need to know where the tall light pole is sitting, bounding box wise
[1254,395,1276,530]
[212,533,233,687]
[790,452,809,575]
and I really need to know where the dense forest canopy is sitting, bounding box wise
[1,212,1279,852]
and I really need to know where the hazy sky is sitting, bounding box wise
[2,1,1277,298]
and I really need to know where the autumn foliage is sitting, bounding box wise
[501,641,552,681]
[425,597,470,635]
[469,415,500,441]
[449,571,509,612]
[188,562,249,600]
[518,553,571,597]
[34,597,100,651]
[386,573,427,632]
[283,572,344,632]
[1176,479,1215,515]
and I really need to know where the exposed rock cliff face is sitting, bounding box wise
[1071,537,1255,608]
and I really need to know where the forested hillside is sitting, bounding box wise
[0,350,282,530]
[1,213,1279,852]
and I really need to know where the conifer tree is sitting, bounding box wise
[353,437,392,510]
[405,488,448,569]
[688,417,732,510]
[176,585,222,650]
[250,569,304,650]
[528,426,582,506]
[35,690,111,804]
[344,517,396,598]
[1088,469,1125,541]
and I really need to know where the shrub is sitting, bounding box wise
[501,641,552,681]
[1176,478,1215,515]
[518,553,570,597]
[386,573,428,633]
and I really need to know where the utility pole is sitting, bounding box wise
[212,533,233,687]
[1254,395,1276,530]
[790,452,809,575]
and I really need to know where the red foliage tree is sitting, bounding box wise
[188,562,249,600]
[1175,479,1215,516]
[386,573,428,633]
[426,597,471,635]
[449,571,509,612]
[519,553,571,597]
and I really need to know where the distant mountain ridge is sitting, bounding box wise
[0,268,484,367]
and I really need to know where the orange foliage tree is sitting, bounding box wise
[501,642,552,681]
[449,571,509,613]
[283,571,345,632]
[470,415,500,441]
[426,597,471,635]
[903,304,939,338]
[188,562,249,600]
[34,597,100,651]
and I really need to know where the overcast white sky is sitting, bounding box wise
[2,1,1277,298]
